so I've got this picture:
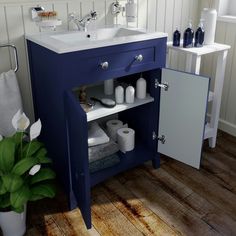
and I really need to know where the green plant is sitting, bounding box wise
[0,110,56,213]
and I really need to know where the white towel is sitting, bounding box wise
[0,70,23,137]
[88,122,110,147]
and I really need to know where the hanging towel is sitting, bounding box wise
[0,70,23,137]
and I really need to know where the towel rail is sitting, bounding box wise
[0,44,19,72]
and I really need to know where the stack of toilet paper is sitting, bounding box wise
[106,119,135,153]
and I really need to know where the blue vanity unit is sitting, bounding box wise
[26,27,210,229]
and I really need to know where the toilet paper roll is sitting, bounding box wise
[117,128,135,153]
[106,120,124,141]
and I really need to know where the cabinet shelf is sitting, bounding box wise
[85,86,154,122]
[90,142,153,187]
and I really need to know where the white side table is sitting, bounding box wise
[167,43,230,148]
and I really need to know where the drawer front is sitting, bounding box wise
[62,38,167,87]
[85,47,155,74]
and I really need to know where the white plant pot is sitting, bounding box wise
[0,206,26,236]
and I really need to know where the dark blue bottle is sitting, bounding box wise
[173,27,181,47]
[194,20,205,47]
[183,21,194,48]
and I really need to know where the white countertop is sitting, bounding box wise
[25,27,168,54]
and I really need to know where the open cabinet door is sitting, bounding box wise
[64,91,91,229]
[158,69,210,169]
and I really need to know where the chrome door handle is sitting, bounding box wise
[135,54,143,62]
[100,61,109,70]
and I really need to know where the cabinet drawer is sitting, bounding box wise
[61,37,167,87]
[81,47,156,79]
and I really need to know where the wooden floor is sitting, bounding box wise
[21,131,236,235]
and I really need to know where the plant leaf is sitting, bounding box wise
[10,185,31,209]
[2,174,24,192]
[0,177,7,194]
[0,138,15,173]
[22,141,44,158]
[30,168,56,185]
[12,132,23,146]
[29,194,45,201]
[38,156,52,164]
[11,157,39,175]
[30,183,56,201]
[0,194,11,209]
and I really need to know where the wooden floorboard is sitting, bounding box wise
[1,131,236,236]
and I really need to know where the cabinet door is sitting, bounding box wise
[64,91,91,229]
[158,68,209,169]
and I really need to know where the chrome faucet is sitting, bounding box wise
[68,11,97,31]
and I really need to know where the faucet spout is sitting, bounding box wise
[68,11,97,31]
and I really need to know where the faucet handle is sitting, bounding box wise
[68,12,76,21]
[90,11,97,20]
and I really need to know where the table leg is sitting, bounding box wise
[209,50,228,148]
[192,55,202,75]
[185,53,193,73]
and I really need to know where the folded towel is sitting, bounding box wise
[89,154,120,173]
[88,139,119,163]
[0,70,23,137]
[88,122,110,147]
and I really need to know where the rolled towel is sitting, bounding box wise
[88,139,119,163]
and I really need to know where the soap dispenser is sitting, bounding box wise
[183,21,194,48]
[194,19,205,47]
[173,27,181,47]
[126,0,137,23]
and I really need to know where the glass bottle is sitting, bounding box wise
[173,27,181,47]
[194,20,205,47]
[183,21,194,48]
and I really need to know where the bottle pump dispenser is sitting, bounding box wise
[126,0,137,22]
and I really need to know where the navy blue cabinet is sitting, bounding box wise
[27,36,209,229]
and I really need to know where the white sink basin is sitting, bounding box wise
[26,26,167,54]
[50,28,146,44]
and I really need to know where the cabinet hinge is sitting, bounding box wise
[158,135,166,144]
[152,131,157,140]
[155,79,169,91]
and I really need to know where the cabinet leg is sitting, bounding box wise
[208,136,217,148]
[83,210,92,229]
[152,154,160,169]
[69,190,78,210]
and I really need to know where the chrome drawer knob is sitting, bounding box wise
[135,54,144,62]
[100,61,109,70]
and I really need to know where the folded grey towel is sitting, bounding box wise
[88,139,119,163]
[89,154,120,173]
